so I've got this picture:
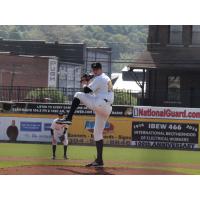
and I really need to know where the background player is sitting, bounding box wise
[51,112,69,160]
[57,62,114,167]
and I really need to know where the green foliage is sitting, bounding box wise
[0,25,148,72]
[114,89,137,105]
[26,88,67,103]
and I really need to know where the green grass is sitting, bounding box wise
[0,143,200,163]
[0,143,200,174]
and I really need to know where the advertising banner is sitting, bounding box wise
[133,106,200,120]
[0,114,132,145]
[1,102,133,117]
[0,116,53,142]
[2,103,200,149]
[68,116,132,145]
[132,121,199,149]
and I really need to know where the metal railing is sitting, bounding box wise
[0,86,139,105]
[2,86,200,107]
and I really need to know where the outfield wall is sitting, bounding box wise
[0,113,132,145]
[0,102,133,146]
[0,102,200,149]
[132,106,200,150]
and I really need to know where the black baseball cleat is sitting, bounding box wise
[51,156,56,160]
[85,159,104,167]
[64,155,68,160]
[56,118,72,125]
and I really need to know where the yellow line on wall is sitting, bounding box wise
[0,113,56,118]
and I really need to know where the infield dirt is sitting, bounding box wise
[0,156,191,174]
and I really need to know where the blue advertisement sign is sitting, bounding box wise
[44,123,51,131]
[20,122,42,132]
[85,121,110,129]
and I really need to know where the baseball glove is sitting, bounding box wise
[59,134,65,143]
[80,73,94,83]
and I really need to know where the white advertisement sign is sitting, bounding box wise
[48,58,58,87]
[133,106,200,120]
[0,117,54,142]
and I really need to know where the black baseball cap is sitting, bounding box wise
[91,62,102,69]
[58,112,64,116]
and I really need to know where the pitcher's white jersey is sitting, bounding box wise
[74,73,114,141]
[88,73,114,104]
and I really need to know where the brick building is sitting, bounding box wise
[0,39,112,89]
[126,25,200,108]
[0,52,57,87]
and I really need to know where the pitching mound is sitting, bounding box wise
[0,165,184,175]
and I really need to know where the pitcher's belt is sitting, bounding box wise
[104,99,112,106]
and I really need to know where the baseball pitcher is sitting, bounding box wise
[56,62,114,167]
[51,112,69,160]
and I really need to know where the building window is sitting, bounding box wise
[192,25,200,44]
[167,76,181,101]
[169,25,183,44]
